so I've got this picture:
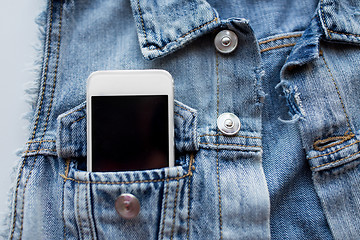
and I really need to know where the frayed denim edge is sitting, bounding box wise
[275,80,306,123]
[22,9,48,132]
[0,2,48,239]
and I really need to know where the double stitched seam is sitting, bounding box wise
[9,1,55,238]
[60,171,192,185]
[72,116,86,124]
[172,16,219,49]
[22,148,57,154]
[61,105,86,119]
[136,0,148,47]
[18,1,63,238]
[309,140,360,160]
[137,0,218,51]
[85,181,95,240]
[175,101,197,114]
[260,43,296,53]
[313,133,355,151]
[186,155,194,240]
[215,53,223,240]
[174,112,185,121]
[320,54,353,133]
[200,142,262,148]
[258,33,302,45]
[311,56,354,152]
[149,17,219,51]
[28,4,54,142]
[26,139,56,144]
[62,159,70,240]
[186,178,191,240]
[60,153,196,184]
[170,170,180,240]
[60,108,86,133]
[160,178,170,240]
[312,150,360,170]
[320,0,360,39]
[259,33,301,53]
[76,183,84,240]
[327,29,360,38]
[200,134,261,139]
[320,0,332,38]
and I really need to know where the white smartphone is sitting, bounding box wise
[87,70,174,172]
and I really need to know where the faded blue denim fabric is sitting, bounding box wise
[4,0,360,239]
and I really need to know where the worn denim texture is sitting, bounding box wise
[4,0,360,239]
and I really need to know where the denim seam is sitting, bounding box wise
[320,0,332,39]
[30,5,54,141]
[59,154,195,184]
[19,157,38,238]
[200,142,262,148]
[216,152,223,240]
[160,179,169,240]
[174,112,185,120]
[215,53,223,240]
[18,1,63,237]
[311,150,360,170]
[60,173,188,185]
[186,162,193,240]
[22,148,57,154]
[62,180,66,239]
[174,102,194,113]
[260,43,296,53]
[26,139,56,144]
[313,133,355,151]
[9,1,55,238]
[216,53,220,118]
[321,54,353,134]
[62,160,70,240]
[85,181,95,240]
[170,170,180,240]
[137,0,219,51]
[149,17,219,51]
[309,140,360,160]
[64,159,71,178]
[72,116,86,124]
[320,0,360,39]
[61,105,86,119]
[40,0,63,137]
[76,183,84,240]
[258,33,302,45]
[328,29,360,38]
[136,0,148,47]
[200,134,261,139]
[173,16,219,50]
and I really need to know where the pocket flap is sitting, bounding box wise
[56,101,87,158]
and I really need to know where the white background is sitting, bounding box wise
[0,0,45,217]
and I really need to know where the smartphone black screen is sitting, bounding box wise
[91,95,169,172]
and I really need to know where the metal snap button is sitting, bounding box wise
[217,113,241,135]
[115,193,140,219]
[214,30,238,54]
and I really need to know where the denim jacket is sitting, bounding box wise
[4,0,360,239]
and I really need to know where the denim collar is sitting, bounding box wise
[284,0,360,67]
[130,0,360,60]
[129,0,220,60]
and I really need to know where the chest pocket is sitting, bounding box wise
[56,100,198,240]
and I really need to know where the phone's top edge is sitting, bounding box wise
[86,69,174,96]
[87,69,172,80]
